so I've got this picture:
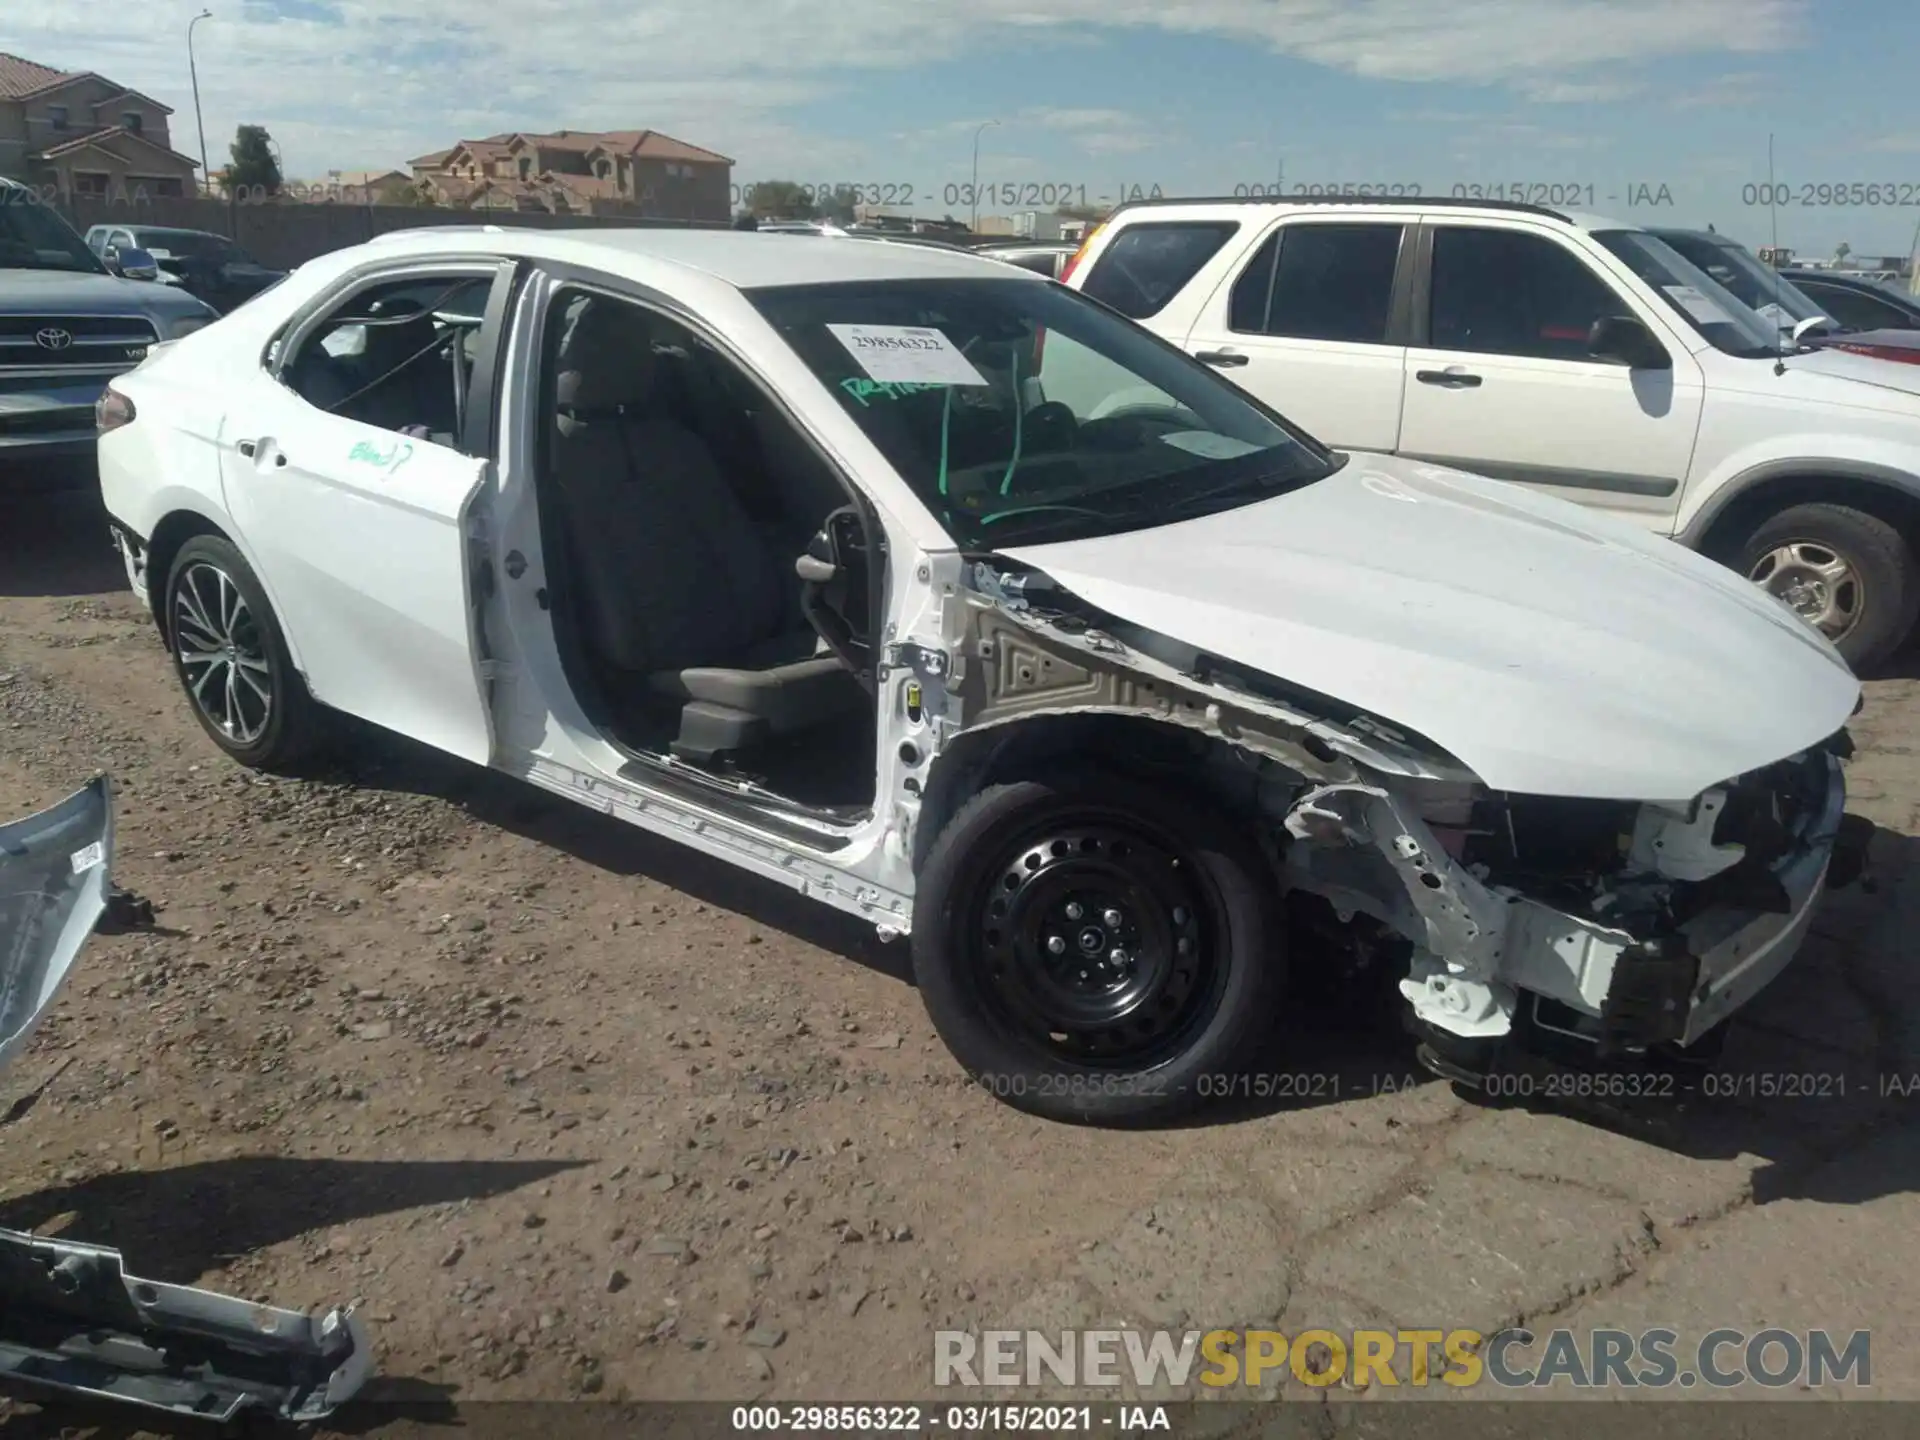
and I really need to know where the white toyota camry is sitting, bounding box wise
[96,224,1867,1123]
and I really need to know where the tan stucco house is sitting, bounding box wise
[407,128,732,220]
[0,52,200,199]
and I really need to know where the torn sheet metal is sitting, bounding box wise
[0,776,115,1073]
[0,776,372,1422]
[0,1233,371,1422]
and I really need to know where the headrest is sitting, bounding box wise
[359,296,439,368]
[554,301,659,416]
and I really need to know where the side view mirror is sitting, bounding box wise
[1588,315,1671,370]
[111,247,159,281]
[1791,315,1832,343]
[796,506,874,692]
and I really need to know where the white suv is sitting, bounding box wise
[1062,196,1920,671]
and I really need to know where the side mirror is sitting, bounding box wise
[113,247,159,281]
[1588,315,1671,370]
[1791,315,1832,343]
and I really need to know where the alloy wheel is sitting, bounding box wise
[172,561,273,745]
[1749,540,1863,642]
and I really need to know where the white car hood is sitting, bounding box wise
[1781,345,1920,399]
[1000,454,1859,801]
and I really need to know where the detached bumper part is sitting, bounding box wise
[0,777,373,1420]
[0,1232,370,1421]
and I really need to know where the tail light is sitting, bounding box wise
[96,385,136,433]
[1059,222,1106,285]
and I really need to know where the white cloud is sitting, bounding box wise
[2,0,1809,178]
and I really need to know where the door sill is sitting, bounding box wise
[612,749,869,853]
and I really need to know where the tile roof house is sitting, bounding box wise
[0,51,200,199]
[408,128,732,220]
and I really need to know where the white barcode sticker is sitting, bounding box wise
[70,841,104,874]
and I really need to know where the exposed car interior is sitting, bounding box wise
[534,289,879,813]
[282,275,489,447]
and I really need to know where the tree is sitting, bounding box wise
[745,179,817,221]
[1055,202,1104,223]
[222,124,283,198]
[1835,241,1852,265]
[817,188,858,226]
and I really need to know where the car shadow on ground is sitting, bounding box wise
[0,488,124,599]
[0,1156,584,1284]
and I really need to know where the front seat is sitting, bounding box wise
[550,303,863,764]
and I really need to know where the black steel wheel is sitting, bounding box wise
[913,770,1284,1124]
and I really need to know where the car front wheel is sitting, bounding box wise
[911,770,1285,1125]
[164,535,327,771]
[1740,502,1920,673]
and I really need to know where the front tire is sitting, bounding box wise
[1739,502,1920,673]
[911,771,1285,1125]
[163,535,328,771]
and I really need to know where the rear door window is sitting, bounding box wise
[1259,224,1404,343]
[1080,221,1240,319]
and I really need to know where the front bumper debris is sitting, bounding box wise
[1282,741,1859,1068]
[0,777,372,1421]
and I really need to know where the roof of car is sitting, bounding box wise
[1101,194,1632,233]
[363,225,1028,288]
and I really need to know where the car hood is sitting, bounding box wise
[0,266,213,322]
[1780,343,1920,395]
[999,454,1859,801]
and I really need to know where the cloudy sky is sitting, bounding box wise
[8,0,1920,254]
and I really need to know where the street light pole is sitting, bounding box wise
[188,10,212,196]
[969,119,998,234]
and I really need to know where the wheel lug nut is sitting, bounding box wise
[1065,902,1084,920]
[1109,948,1130,967]
[1177,938,1192,956]
[1046,935,1066,955]
[1172,907,1188,925]
[1102,908,1123,928]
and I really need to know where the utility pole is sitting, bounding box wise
[970,119,998,233]
[188,10,213,196]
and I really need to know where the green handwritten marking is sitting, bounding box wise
[839,376,946,407]
[347,437,415,475]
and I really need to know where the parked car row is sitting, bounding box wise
[1060,195,1920,672]
[83,223,287,314]
[83,213,1872,1122]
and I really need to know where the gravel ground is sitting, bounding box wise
[4,487,1920,1428]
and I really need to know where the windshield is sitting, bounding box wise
[1651,231,1834,333]
[749,276,1336,548]
[138,230,245,263]
[1592,230,1786,358]
[0,190,104,274]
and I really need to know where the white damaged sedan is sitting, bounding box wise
[95,226,1867,1122]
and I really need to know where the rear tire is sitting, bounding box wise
[911,770,1285,1125]
[163,535,329,772]
[1738,502,1920,673]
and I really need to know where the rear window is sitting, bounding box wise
[1080,220,1239,319]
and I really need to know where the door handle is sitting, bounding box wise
[1194,349,1249,367]
[236,438,257,457]
[1416,369,1483,388]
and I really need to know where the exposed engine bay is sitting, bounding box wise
[935,561,1869,1079]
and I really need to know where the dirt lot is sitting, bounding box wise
[4,487,1920,1419]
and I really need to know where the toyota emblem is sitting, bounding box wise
[34,327,73,351]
